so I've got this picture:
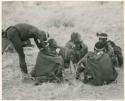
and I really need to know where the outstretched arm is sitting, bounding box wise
[77,51,93,65]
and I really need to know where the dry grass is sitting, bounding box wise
[2,1,124,100]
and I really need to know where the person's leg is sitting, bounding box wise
[7,27,28,76]
[17,47,28,74]
[55,64,63,80]
[48,64,63,83]
[76,64,84,79]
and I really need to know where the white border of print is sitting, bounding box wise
[0,0,124,101]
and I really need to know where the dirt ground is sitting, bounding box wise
[2,1,124,100]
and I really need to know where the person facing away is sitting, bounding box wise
[30,38,64,84]
[2,23,49,80]
[76,41,118,86]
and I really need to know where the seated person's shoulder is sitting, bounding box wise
[65,40,75,49]
[80,41,88,48]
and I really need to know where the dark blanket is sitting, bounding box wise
[84,52,118,85]
[31,51,64,78]
[104,40,123,66]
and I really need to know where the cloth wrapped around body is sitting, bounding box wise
[31,50,64,82]
[77,52,118,85]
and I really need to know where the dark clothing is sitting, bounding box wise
[5,23,47,74]
[59,47,74,68]
[65,40,88,63]
[77,51,118,86]
[59,40,88,68]
[102,40,123,67]
[6,24,46,49]
[31,50,64,82]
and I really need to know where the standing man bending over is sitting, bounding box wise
[2,23,49,80]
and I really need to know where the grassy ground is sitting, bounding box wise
[2,1,124,100]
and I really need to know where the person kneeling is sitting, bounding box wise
[76,42,118,86]
[30,39,64,85]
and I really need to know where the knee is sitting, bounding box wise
[77,64,85,73]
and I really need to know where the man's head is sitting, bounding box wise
[96,33,108,43]
[94,42,105,53]
[71,32,82,43]
[48,38,58,49]
[37,31,50,48]
[38,31,49,42]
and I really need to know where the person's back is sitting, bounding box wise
[96,32,123,67]
[76,42,118,86]
[15,23,40,41]
[3,23,49,80]
[86,52,118,85]
[31,38,64,83]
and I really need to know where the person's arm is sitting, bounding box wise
[28,27,46,50]
[78,41,88,58]
[65,41,75,49]
[34,37,42,49]
[80,41,87,49]
[107,41,114,56]
[77,53,88,65]
[77,51,93,65]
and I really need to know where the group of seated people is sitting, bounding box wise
[30,32,123,86]
[2,23,123,86]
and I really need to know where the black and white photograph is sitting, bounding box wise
[2,1,124,100]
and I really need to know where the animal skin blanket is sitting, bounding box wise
[83,52,118,85]
[31,51,64,78]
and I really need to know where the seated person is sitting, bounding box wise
[76,42,118,86]
[59,32,88,68]
[30,39,64,84]
[96,33,123,67]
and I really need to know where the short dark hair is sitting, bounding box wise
[48,39,58,48]
[71,32,81,43]
[94,42,105,51]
